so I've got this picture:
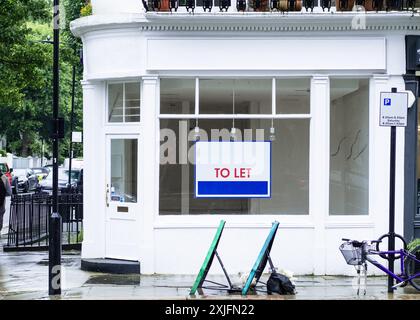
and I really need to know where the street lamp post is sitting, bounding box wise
[49,0,62,296]
[68,65,76,190]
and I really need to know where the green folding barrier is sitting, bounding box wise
[242,221,280,295]
[190,220,280,296]
[190,220,227,295]
[190,220,242,295]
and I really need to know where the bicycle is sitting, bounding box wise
[339,237,420,295]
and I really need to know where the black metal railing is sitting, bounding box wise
[143,0,418,12]
[4,193,83,251]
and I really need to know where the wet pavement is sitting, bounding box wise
[2,198,419,301]
[0,236,419,300]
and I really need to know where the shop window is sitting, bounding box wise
[159,118,309,215]
[108,82,141,123]
[276,78,310,114]
[111,139,138,203]
[160,78,195,114]
[329,79,369,215]
[199,79,272,114]
[108,83,123,122]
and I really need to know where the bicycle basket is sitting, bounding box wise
[339,242,364,265]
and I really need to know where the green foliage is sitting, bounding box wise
[0,0,51,157]
[408,238,420,252]
[63,0,85,55]
[0,0,84,162]
[80,2,92,17]
[71,229,83,243]
[0,0,50,111]
[0,149,6,157]
[61,0,85,162]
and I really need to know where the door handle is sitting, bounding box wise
[106,184,110,207]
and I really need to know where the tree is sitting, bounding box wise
[60,0,86,162]
[0,0,51,156]
[0,0,50,105]
[0,0,86,161]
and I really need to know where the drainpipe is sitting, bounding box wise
[404,36,420,242]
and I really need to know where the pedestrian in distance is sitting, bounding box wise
[0,169,12,233]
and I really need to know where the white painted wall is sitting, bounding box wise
[154,226,315,275]
[82,29,145,80]
[73,14,411,275]
[81,80,106,259]
[146,38,386,72]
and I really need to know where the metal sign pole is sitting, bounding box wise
[49,0,62,296]
[379,86,414,293]
[388,126,396,293]
[68,65,76,189]
[387,87,397,293]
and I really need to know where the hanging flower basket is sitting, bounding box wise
[336,0,379,11]
[249,0,270,11]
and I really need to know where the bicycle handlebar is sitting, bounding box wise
[341,238,382,244]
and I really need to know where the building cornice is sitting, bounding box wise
[71,11,420,37]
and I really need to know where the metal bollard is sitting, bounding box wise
[48,212,62,295]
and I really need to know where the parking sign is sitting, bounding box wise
[379,92,408,127]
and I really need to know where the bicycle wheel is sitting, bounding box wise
[406,244,420,291]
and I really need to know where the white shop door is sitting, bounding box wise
[105,135,140,260]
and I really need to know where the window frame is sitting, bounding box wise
[158,77,312,216]
[106,80,142,125]
[159,77,312,120]
[328,77,370,216]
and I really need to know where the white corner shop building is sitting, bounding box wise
[71,0,420,275]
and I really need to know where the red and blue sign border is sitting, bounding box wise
[194,141,272,199]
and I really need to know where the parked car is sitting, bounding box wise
[0,162,18,194]
[13,168,40,193]
[38,168,83,194]
[30,167,50,181]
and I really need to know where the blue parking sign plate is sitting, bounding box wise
[379,92,408,127]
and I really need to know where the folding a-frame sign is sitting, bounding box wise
[190,220,280,295]
[190,220,240,295]
[242,221,280,295]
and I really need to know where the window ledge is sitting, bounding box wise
[154,217,315,229]
[325,220,375,229]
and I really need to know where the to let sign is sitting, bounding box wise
[379,92,408,127]
[195,141,271,198]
